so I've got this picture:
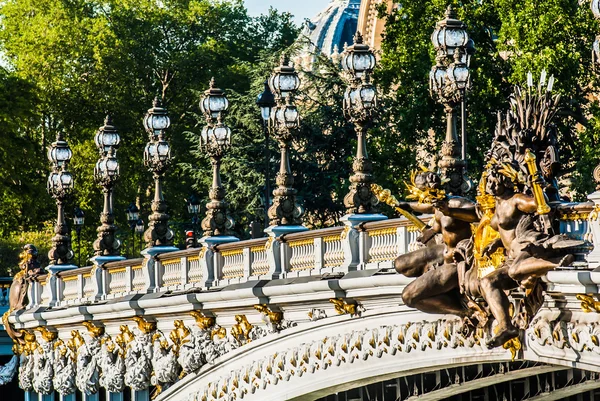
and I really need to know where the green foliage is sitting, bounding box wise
[0,223,53,277]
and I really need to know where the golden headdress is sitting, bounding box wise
[405,166,448,205]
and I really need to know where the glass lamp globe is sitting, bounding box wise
[268,55,301,98]
[59,171,73,191]
[212,124,231,146]
[430,65,447,94]
[48,141,73,167]
[95,115,120,154]
[341,32,376,79]
[187,195,200,215]
[256,80,276,122]
[447,61,470,91]
[431,5,469,56]
[135,219,145,234]
[126,203,139,223]
[155,140,170,161]
[73,207,85,227]
[143,97,171,137]
[274,104,300,129]
[200,78,229,120]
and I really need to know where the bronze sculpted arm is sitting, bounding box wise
[514,193,538,215]
[398,201,435,215]
[433,198,479,223]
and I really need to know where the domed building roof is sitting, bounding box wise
[301,0,361,57]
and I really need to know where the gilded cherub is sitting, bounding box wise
[231,315,253,343]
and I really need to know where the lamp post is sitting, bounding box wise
[199,78,234,237]
[430,5,473,195]
[73,207,85,267]
[186,194,200,247]
[267,54,304,227]
[126,202,140,257]
[341,31,378,214]
[256,80,276,228]
[47,132,75,268]
[92,116,122,257]
[142,97,175,249]
[186,194,201,233]
[135,219,145,253]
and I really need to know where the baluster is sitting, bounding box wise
[315,237,324,271]
[107,391,123,401]
[131,389,149,401]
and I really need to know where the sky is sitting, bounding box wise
[243,0,327,24]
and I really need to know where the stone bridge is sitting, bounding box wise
[6,202,600,401]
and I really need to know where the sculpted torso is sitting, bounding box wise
[491,193,537,258]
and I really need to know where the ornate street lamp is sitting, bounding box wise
[73,207,85,267]
[256,80,276,228]
[47,132,75,267]
[199,79,234,237]
[429,5,473,195]
[186,194,201,242]
[92,116,122,257]
[341,32,379,214]
[143,97,175,248]
[267,55,304,226]
[126,202,139,258]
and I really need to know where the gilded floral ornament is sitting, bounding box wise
[329,298,363,317]
[576,294,600,313]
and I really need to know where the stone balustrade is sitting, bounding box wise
[21,217,426,309]
[18,201,598,310]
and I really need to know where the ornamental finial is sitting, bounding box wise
[354,31,363,44]
[445,4,456,18]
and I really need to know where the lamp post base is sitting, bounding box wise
[340,213,388,228]
[141,246,179,258]
[198,235,240,247]
[340,213,387,271]
[47,264,79,274]
[90,255,126,265]
[264,225,308,238]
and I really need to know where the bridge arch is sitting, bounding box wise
[159,311,516,401]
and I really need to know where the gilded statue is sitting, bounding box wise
[231,315,253,344]
[169,320,191,356]
[3,245,46,346]
[378,74,588,349]
[391,169,479,319]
